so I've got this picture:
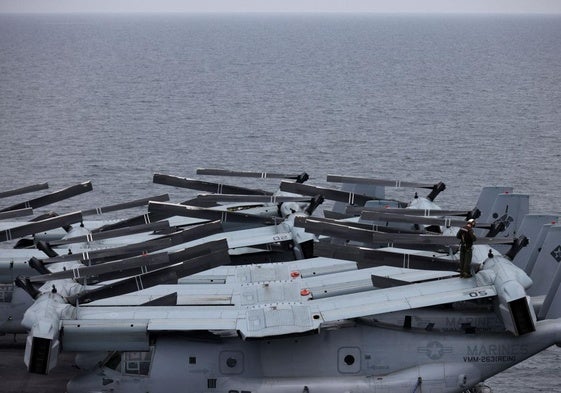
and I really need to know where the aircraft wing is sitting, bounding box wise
[238,276,495,338]
[60,266,496,346]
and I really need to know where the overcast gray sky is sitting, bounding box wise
[1,0,561,14]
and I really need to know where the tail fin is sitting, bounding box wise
[522,224,555,275]
[527,225,561,297]
[537,235,561,320]
[484,193,529,236]
[481,193,529,255]
[474,186,513,220]
[513,215,559,270]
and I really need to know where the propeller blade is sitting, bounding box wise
[148,201,276,225]
[91,211,172,233]
[92,240,227,283]
[29,252,170,283]
[298,217,514,247]
[346,206,473,217]
[91,194,222,233]
[279,181,399,206]
[197,168,310,183]
[313,242,458,271]
[293,216,428,235]
[69,267,178,305]
[43,220,223,265]
[0,211,83,243]
[92,186,275,233]
[80,194,170,216]
[68,242,230,305]
[0,207,33,220]
[327,176,446,201]
[33,239,229,284]
[360,211,475,228]
[326,175,436,189]
[195,194,313,204]
[0,182,49,199]
[0,181,93,212]
[154,173,272,195]
[49,221,171,246]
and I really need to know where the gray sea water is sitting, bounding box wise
[1,12,561,391]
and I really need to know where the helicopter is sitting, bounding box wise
[19,233,561,393]
[3,170,561,393]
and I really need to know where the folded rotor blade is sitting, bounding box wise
[360,211,492,230]
[31,239,228,284]
[0,207,34,220]
[93,240,228,283]
[298,218,513,247]
[91,212,172,233]
[0,182,49,199]
[293,216,427,235]
[80,194,170,216]
[346,206,472,217]
[0,181,93,212]
[148,201,275,225]
[69,267,178,305]
[154,173,272,196]
[326,175,436,189]
[197,168,310,183]
[313,242,458,271]
[29,252,170,283]
[69,242,230,305]
[195,194,312,204]
[49,221,171,246]
[43,220,223,265]
[360,211,472,228]
[0,211,83,243]
[327,175,446,202]
[279,181,396,206]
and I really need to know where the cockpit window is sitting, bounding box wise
[124,350,153,376]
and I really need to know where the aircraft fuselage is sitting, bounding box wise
[67,320,561,393]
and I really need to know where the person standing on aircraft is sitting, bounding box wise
[457,219,477,278]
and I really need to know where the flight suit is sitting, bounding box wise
[457,223,476,277]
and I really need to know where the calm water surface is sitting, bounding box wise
[1,13,560,391]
